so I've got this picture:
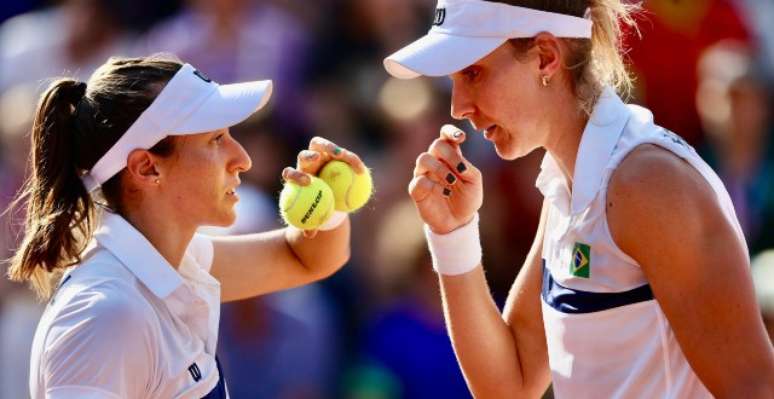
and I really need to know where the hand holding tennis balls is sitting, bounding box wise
[280,137,372,234]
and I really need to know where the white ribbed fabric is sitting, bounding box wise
[536,88,744,398]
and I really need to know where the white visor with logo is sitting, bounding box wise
[384,0,593,79]
[81,63,273,192]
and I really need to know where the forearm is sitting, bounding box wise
[212,219,351,302]
[439,267,527,398]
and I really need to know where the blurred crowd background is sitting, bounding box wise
[1,0,773,398]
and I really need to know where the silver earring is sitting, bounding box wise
[154,178,160,185]
[541,75,550,87]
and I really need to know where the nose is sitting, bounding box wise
[450,81,474,121]
[229,137,252,173]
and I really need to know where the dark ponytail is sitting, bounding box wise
[7,55,182,299]
[8,79,94,298]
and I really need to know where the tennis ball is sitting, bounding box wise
[318,160,373,212]
[279,176,335,229]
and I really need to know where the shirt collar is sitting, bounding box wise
[535,87,631,215]
[94,211,185,299]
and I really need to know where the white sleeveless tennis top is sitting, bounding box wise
[536,87,746,398]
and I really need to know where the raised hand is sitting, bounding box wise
[409,125,483,234]
[282,136,365,237]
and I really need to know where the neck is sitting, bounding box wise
[543,92,589,188]
[121,200,196,269]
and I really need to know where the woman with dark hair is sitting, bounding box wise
[8,55,359,398]
[384,0,774,397]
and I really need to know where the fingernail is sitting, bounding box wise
[453,131,463,139]
[304,152,318,160]
[446,173,456,184]
[457,162,467,173]
[443,188,451,197]
[333,146,342,156]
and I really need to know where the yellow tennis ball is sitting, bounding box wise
[318,160,373,212]
[279,176,335,229]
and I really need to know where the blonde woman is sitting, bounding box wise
[8,56,359,398]
[385,0,774,397]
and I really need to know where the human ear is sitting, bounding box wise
[125,149,161,188]
[533,32,563,81]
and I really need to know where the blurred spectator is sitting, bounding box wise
[736,0,774,76]
[346,200,470,399]
[142,0,311,136]
[0,0,138,92]
[625,0,751,145]
[0,82,43,399]
[697,41,774,254]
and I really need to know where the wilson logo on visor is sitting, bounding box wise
[432,8,446,26]
[193,69,212,83]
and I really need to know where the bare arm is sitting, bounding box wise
[440,201,551,398]
[608,145,774,398]
[210,221,350,302]
[210,137,364,302]
[410,125,550,398]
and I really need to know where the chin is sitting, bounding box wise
[494,143,528,161]
[209,209,238,228]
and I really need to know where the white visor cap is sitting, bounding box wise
[384,0,593,79]
[81,63,273,192]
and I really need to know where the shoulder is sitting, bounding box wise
[40,279,157,387]
[39,283,156,395]
[606,144,726,255]
[45,278,154,348]
[607,144,716,217]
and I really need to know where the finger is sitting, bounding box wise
[414,152,457,186]
[309,136,366,174]
[303,229,318,239]
[296,150,324,175]
[428,138,472,178]
[440,124,467,145]
[408,175,446,203]
[281,167,311,186]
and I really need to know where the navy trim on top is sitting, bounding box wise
[541,260,654,314]
[200,356,227,399]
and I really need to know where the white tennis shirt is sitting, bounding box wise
[29,212,228,398]
[537,87,745,398]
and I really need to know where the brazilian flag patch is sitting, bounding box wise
[570,242,591,278]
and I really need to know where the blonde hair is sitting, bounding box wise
[504,0,641,114]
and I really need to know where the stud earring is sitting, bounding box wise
[154,178,160,185]
[541,75,550,87]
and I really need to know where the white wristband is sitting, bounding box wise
[318,211,348,231]
[424,213,482,276]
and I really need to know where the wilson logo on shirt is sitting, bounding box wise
[188,363,202,382]
[570,242,591,278]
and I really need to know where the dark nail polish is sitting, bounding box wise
[446,173,456,184]
[457,162,467,173]
[443,188,451,197]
